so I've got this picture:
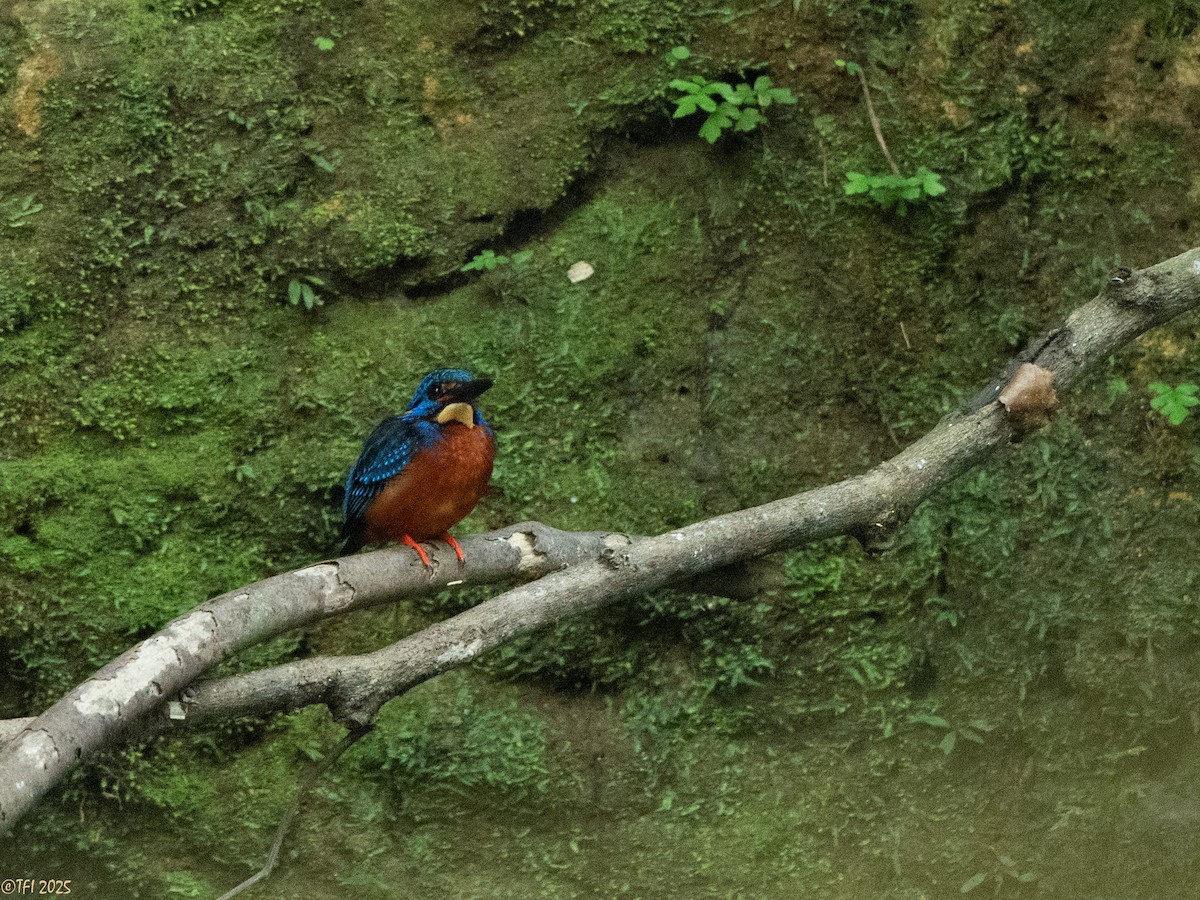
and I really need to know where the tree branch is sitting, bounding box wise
[0,523,629,830]
[2,249,1199,833]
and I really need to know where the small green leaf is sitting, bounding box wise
[812,114,835,137]
[921,169,947,197]
[960,873,988,893]
[315,36,334,51]
[698,115,727,143]
[734,107,765,132]
[844,172,871,195]
[939,730,957,754]
[1149,382,1199,425]
[729,82,755,106]
[7,195,43,226]
[708,81,738,103]
[766,86,797,106]
[463,250,500,272]
[287,280,302,305]
[669,45,691,60]
[673,96,702,117]
[1108,377,1129,400]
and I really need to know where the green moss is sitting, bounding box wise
[354,675,552,803]
[4,0,1200,894]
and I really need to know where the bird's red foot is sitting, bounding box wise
[442,532,466,564]
[402,534,433,569]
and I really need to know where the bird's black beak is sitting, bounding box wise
[443,377,493,404]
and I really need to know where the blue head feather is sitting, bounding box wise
[406,367,478,416]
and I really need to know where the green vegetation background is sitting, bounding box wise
[2,0,1200,896]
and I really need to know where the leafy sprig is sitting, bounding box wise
[843,167,946,215]
[669,73,796,143]
[1148,381,1199,425]
[461,249,532,273]
[286,275,326,310]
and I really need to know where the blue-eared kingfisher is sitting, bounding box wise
[340,368,496,566]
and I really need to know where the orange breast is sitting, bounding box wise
[363,423,496,544]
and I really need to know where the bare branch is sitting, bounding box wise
[0,719,33,746]
[2,249,1199,833]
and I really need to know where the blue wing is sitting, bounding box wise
[340,415,437,550]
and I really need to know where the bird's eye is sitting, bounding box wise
[428,383,444,400]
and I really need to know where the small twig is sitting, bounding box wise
[855,66,900,176]
[217,726,369,900]
[900,321,911,349]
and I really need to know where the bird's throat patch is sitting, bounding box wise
[436,402,475,427]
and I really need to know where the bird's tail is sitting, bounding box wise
[340,525,366,556]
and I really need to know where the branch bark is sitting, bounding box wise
[0,522,630,830]
[2,250,1199,833]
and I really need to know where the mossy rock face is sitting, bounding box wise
[4,0,1200,896]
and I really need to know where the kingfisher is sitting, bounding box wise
[340,368,496,567]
